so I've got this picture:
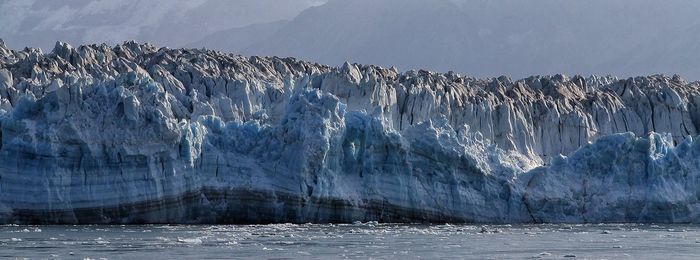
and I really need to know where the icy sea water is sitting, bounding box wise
[0,224,699,259]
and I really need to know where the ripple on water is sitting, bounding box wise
[0,224,697,259]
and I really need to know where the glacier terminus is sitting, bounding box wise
[0,40,699,224]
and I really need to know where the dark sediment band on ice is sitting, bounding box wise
[10,189,474,224]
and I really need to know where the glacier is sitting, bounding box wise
[0,39,699,224]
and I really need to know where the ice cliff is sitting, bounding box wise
[0,39,699,224]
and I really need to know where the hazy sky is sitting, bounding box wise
[2,0,700,80]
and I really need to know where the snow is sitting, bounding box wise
[0,40,698,223]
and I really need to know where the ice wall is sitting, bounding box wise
[0,40,698,223]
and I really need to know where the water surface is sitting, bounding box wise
[1,223,698,259]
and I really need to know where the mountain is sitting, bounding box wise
[195,0,700,79]
[185,20,288,53]
[0,0,326,51]
[7,0,700,79]
[1,40,700,223]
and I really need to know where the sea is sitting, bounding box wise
[0,223,698,259]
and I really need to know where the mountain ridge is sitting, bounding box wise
[196,0,700,80]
